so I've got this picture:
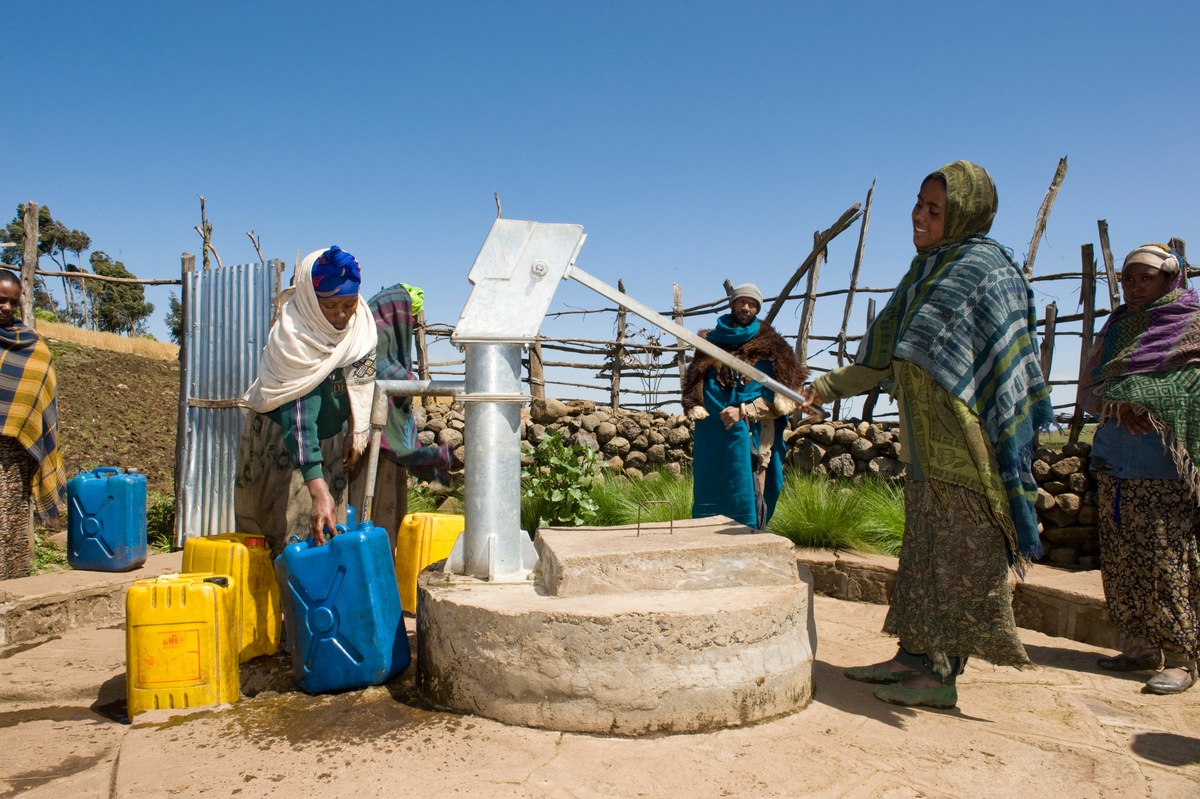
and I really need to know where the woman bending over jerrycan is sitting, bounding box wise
[236,246,376,558]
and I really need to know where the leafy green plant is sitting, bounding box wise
[146,491,176,552]
[521,431,603,533]
[32,530,68,573]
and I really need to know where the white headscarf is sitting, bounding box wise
[243,249,377,450]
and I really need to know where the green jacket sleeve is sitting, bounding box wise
[812,363,891,402]
[276,390,327,482]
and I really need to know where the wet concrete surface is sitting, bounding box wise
[1,597,1199,798]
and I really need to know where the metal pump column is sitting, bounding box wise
[448,219,587,581]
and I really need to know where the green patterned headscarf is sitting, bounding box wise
[920,160,999,252]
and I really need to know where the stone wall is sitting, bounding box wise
[1032,442,1099,569]
[413,401,1100,568]
[784,419,907,480]
[413,398,694,481]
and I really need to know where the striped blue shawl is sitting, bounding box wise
[858,236,1053,562]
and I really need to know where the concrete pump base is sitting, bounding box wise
[416,518,816,735]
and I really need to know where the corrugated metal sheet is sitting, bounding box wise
[174,258,283,545]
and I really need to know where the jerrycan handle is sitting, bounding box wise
[93,466,122,477]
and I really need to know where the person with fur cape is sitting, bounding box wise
[681,283,807,529]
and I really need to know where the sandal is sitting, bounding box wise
[872,679,957,709]
[1143,665,1198,695]
[844,662,921,685]
[1097,649,1164,672]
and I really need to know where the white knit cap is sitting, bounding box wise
[729,283,763,307]
[1123,244,1180,275]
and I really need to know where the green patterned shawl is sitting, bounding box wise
[857,162,1052,562]
[1080,276,1200,499]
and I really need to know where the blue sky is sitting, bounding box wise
[4,2,1197,401]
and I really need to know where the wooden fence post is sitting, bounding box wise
[1025,156,1068,278]
[414,310,432,408]
[833,179,874,420]
[20,202,37,324]
[1170,237,1188,288]
[529,338,545,402]
[268,259,284,329]
[610,280,626,411]
[796,232,825,374]
[861,299,879,421]
[673,284,686,386]
[1068,245,1096,443]
[1040,301,1058,383]
[1097,220,1119,310]
[173,253,196,547]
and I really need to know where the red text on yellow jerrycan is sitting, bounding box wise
[395,513,464,614]
[125,573,240,718]
[182,532,282,661]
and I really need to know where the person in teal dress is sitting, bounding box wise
[682,283,806,529]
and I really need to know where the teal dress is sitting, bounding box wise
[690,317,786,528]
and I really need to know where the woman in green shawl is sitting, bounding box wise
[1080,243,1200,695]
[801,162,1053,709]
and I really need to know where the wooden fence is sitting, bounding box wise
[410,159,1191,444]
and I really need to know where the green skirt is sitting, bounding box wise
[883,479,1031,678]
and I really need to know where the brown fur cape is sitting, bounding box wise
[681,321,808,412]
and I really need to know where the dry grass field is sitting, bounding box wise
[35,320,179,362]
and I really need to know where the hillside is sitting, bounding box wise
[46,338,180,525]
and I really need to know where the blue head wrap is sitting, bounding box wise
[311,246,362,298]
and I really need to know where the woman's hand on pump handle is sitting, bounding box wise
[799,385,825,414]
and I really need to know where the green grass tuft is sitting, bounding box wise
[766,472,904,555]
[146,491,176,552]
[588,469,693,526]
[406,482,443,515]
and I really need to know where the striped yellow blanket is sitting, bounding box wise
[0,322,66,521]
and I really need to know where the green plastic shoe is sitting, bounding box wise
[873,680,958,709]
[844,663,921,685]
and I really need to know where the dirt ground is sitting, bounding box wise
[47,339,179,507]
[2,593,1198,798]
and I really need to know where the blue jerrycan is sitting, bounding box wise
[67,466,148,571]
[274,511,409,694]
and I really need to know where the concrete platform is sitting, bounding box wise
[417,518,816,734]
[536,518,799,596]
